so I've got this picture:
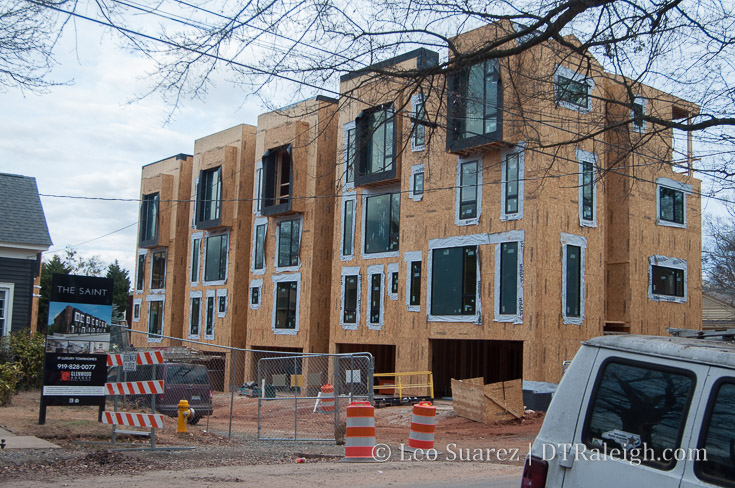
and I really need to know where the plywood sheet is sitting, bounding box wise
[451,377,524,423]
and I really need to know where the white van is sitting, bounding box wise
[522,335,735,487]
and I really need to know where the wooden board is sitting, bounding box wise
[451,377,524,423]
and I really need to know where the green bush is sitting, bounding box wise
[0,330,45,391]
[0,362,21,406]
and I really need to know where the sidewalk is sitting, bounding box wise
[0,426,60,450]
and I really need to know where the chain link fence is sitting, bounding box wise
[106,325,374,443]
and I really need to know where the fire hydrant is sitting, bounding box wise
[177,399,195,433]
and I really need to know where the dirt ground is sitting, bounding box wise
[0,391,543,483]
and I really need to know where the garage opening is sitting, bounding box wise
[430,339,523,398]
[336,343,395,374]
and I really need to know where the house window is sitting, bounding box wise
[136,253,146,292]
[204,233,228,283]
[659,187,684,225]
[410,164,425,202]
[369,274,382,325]
[132,301,140,322]
[189,296,201,336]
[261,145,293,215]
[410,261,421,307]
[150,251,166,290]
[277,219,300,268]
[147,300,163,339]
[196,166,222,227]
[217,293,227,317]
[191,236,201,283]
[632,96,646,132]
[447,60,502,152]
[578,149,597,227]
[499,242,518,316]
[345,124,356,184]
[556,75,588,109]
[652,266,685,297]
[391,272,399,295]
[343,275,358,324]
[0,286,11,336]
[413,172,424,195]
[0,289,6,336]
[139,193,159,245]
[431,246,477,316]
[343,199,354,257]
[364,192,400,254]
[251,287,260,306]
[458,161,479,222]
[565,245,581,317]
[253,222,266,271]
[205,295,215,337]
[411,94,427,151]
[355,104,396,185]
[255,165,263,214]
[275,281,298,329]
[504,153,519,215]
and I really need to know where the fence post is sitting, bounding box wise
[257,356,261,441]
[368,354,375,405]
[228,349,238,440]
[333,355,340,440]
[293,355,298,441]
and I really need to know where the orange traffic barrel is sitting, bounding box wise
[342,401,376,462]
[319,384,335,413]
[408,401,436,450]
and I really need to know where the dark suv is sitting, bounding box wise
[155,363,213,424]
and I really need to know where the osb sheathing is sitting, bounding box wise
[244,98,338,377]
[132,154,192,349]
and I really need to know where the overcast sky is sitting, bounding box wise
[1,18,726,280]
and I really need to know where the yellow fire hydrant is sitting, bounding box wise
[177,399,195,433]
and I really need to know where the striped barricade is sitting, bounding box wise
[341,401,376,462]
[107,350,164,367]
[101,411,165,429]
[104,380,164,396]
[407,401,436,450]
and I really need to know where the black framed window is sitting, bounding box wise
[460,161,478,220]
[447,60,502,152]
[218,296,227,314]
[582,161,594,222]
[205,296,215,336]
[148,301,163,337]
[275,281,297,329]
[695,379,735,485]
[251,287,260,306]
[391,272,399,294]
[261,145,293,215]
[151,251,166,289]
[254,224,266,270]
[136,253,146,291]
[343,200,354,256]
[345,127,356,184]
[204,234,228,282]
[139,193,159,245]
[191,238,200,282]
[659,187,684,225]
[431,246,476,315]
[370,274,382,324]
[410,261,421,306]
[565,245,581,318]
[500,242,518,315]
[632,98,645,130]
[556,75,589,109]
[196,167,222,227]
[582,360,695,470]
[412,97,427,148]
[355,104,396,185]
[413,172,424,195]
[504,154,519,215]
[277,219,300,267]
[189,297,200,335]
[133,303,140,320]
[343,275,358,324]
[365,193,400,254]
[652,265,685,297]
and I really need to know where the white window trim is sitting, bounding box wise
[149,248,167,294]
[274,215,303,273]
[190,231,203,285]
[340,191,357,261]
[491,230,525,324]
[648,255,688,304]
[132,297,141,323]
[0,283,14,336]
[340,266,361,330]
[656,177,691,229]
[387,262,399,301]
[202,230,229,286]
[191,176,199,228]
[500,143,525,221]
[135,249,148,293]
[366,264,385,330]
[632,96,647,133]
[554,64,594,113]
[427,234,487,323]
[403,251,422,313]
[455,156,482,227]
[561,233,587,325]
[249,278,263,310]
[188,291,202,339]
[410,94,426,152]
[204,289,216,340]
[361,186,401,260]
[409,164,425,202]
[251,217,268,275]
[271,272,301,335]
[216,288,228,318]
[343,121,356,191]
[254,159,263,216]
[577,149,598,228]
[146,295,164,343]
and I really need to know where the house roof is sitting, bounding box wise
[0,173,52,248]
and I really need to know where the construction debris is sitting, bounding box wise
[450,378,524,423]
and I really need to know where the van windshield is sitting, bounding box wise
[166,364,210,385]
